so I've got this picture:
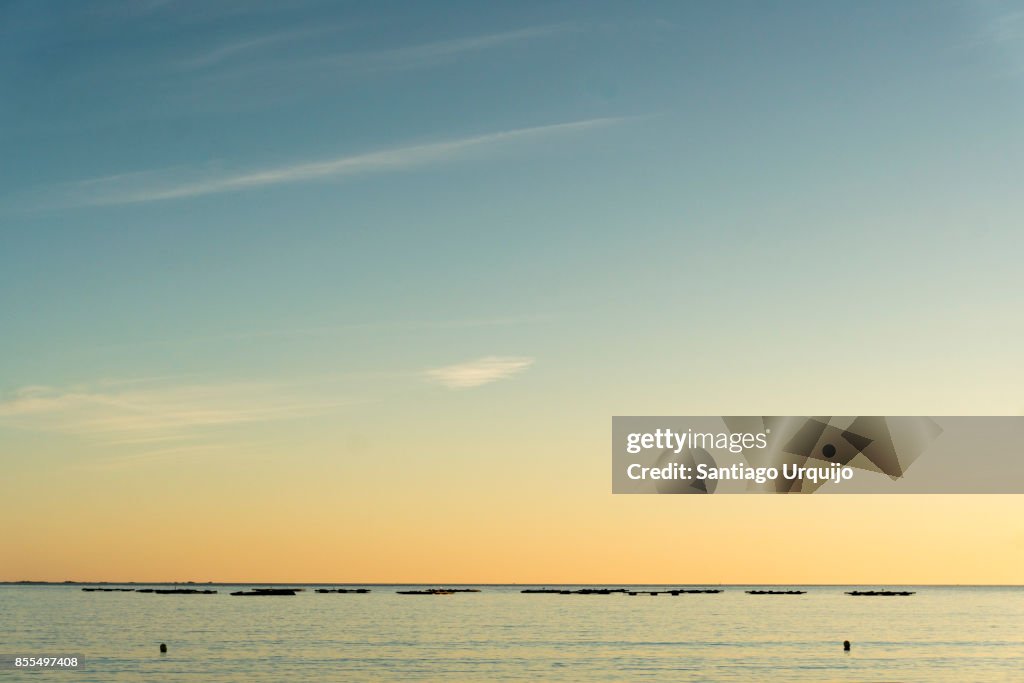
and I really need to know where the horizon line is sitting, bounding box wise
[4,581,1021,587]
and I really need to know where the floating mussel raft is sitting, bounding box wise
[79,585,917,598]
[230,588,299,596]
[83,586,216,594]
[395,588,481,595]
[521,588,723,595]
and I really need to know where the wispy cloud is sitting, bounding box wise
[0,381,348,442]
[182,26,346,69]
[99,314,554,351]
[959,6,1024,79]
[990,10,1024,45]
[55,117,623,207]
[323,24,577,72]
[189,23,577,78]
[424,356,534,389]
[72,443,245,471]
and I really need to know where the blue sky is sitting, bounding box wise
[5,1,1024,583]
[2,0,1024,470]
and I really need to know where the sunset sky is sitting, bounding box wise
[2,0,1023,583]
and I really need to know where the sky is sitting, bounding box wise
[1,0,1023,583]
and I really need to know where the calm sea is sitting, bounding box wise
[2,585,1022,681]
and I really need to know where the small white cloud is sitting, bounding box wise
[424,356,534,389]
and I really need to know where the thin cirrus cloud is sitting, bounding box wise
[323,24,577,72]
[56,117,624,207]
[99,314,554,351]
[989,10,1024,44]
[181,26,340,69]
[424,356,534,389]
[0,381,349,443]
[187,23,575,72]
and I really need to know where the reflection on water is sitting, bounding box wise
[3,585,1023,681]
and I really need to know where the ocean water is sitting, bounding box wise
[2,585,1022,681]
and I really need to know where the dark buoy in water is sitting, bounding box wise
[843,640,851,651]
[159,643,167,653]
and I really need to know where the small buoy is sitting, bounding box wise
[159,643,167,653]
[843,640,851,651]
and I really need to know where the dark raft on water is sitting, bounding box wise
[230,588,297,596]
[846,590,915,596]
[521,588,723,595]
[635,589,723,595]
[395,588,481,595]
[153,588,217,594]
[523,588,628,595]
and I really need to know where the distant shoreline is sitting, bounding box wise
[3,581,1022,587]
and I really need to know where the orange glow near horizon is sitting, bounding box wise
[5,449,1023,584]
